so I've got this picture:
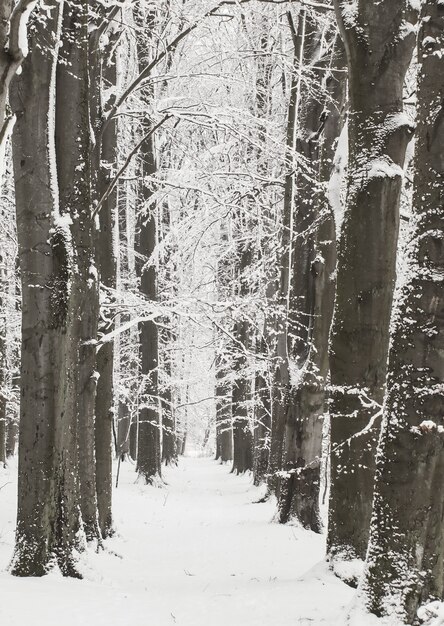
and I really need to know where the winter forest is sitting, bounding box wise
[0,0,443,624]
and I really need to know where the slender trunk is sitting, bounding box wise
[253,359,271,486]
[90,19,119,539]
[160,202,177,466]
[134,6,161,484]
[327,0,417,566]
[362,4,444,621]
[6,414,17,457]
[161,344,177,465]
[135,132,161,482]
[0,263,5,465]
[215,355,233,463]
[231,242,254,474]
[267,11,304,495]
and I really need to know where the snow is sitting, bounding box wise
[0,456,354,626]
[332,557,365,586]
[16,1,38,59]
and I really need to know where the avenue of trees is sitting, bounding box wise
[0,0,443,623]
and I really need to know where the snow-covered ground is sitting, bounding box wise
[0,456,355,625]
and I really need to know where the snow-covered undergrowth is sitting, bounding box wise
[1,456,354,625]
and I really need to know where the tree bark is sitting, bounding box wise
[90,14,119,539]
[215,354,233,463]
[327,0,417,567]
[267,11,304,495]
[0,260,6,466]
[231,244,254,475]
[362,4,444,621]
[10,3,83,576]
[253,357,271,486]
[278,33,346,531]
[55,0,100,544]
[134,5,162,485]
[160,203,177,466]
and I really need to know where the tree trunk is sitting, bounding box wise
[134,5,161,485]
[253,361,271,486]
[135,131,161,482]
[278,33,346,531]
[0,262,6,466]
[90,17,119,539]
[327,0,417,567]
[267,11,304,495]
[161,345,178,465]
[160,202,177,466]
[55,0,100,544]
[232,361,253,474]
[215,355,233,463]
[362,4,444,621]
[231,243,254,475]
[10,3,82,576]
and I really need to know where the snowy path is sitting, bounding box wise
[0,457,353,625]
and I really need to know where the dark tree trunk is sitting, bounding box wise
[0,265,5,465]
[278,33,346,531]
[160,203,177,466]
[134,6,162,484]
[362,4,444,621]
[232,358,253,474]
[90,17,119,539]
[267,11,303,495]
[327,0,417,567]
[215,355,233,463]
[10,3,82,576]
[6,415,17,458]
[55,0,100,544]
[161,344,177,465]
[135,139,161,483]
[231,243,254,475]
[253,364,271,486]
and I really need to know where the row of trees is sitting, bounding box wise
[0,0,443,622]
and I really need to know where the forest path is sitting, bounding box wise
[0,457,353,625]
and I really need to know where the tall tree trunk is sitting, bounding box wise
[215,354,233,463]
[327,0,417,568]
[55,0,100,544]
[231,242,254,475]
[253,352,271,486]
[0,260,6,466]
[215,220,233,464]
[278,33,346,531]
[90,15,119,539]
[10,3,83,576]
[161,344,177,465]
[134,5,161,485]
[160,203,177,466]
[135,133,161,483]
[267,11,305,495]
[116,180,134,460]
[362,4,444,621]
